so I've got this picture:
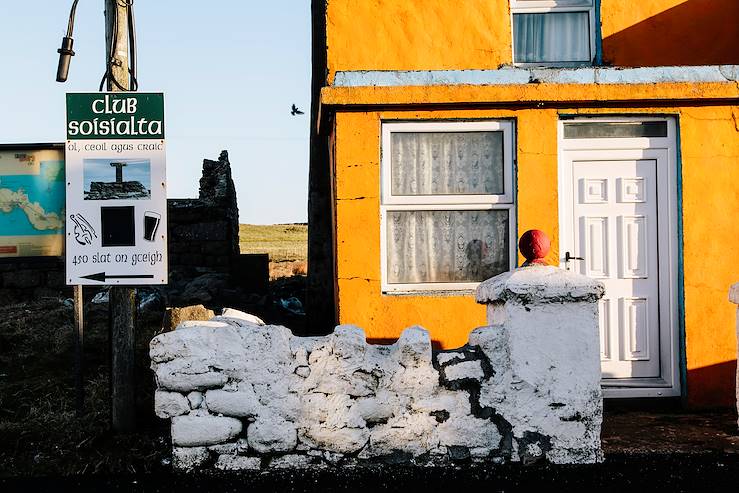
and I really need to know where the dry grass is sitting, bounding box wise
[239,223,307,279]
[0,298,168,477]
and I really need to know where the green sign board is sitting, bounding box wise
[66,92,165,140]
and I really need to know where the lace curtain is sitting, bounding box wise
[387,210,509,284]
[513,11,590,63]
[391,132,504,195]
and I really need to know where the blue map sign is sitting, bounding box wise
[0,146,65,257]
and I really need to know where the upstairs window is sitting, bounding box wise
[511,0,596,66]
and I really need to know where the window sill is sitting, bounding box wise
[382,289,477,297]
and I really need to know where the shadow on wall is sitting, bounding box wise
[368,337,443,351]
[603,0,739,66]
[687,360,737,409]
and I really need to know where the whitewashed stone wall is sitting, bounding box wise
[730,283,739,429]
[150,265,604,470]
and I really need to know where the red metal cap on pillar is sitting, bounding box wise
[519,229,550,266]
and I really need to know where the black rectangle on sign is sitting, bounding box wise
[101,206,136,247]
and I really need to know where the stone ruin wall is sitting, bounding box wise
[168,150,240,282]
[151,266,605,470]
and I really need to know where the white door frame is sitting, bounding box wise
[557,116,681,398]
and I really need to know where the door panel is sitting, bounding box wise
[571,159,660,379]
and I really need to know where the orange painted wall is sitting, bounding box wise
[325,0,512,83]
[325,0,739,80]
[331,103,739,407]
[601,0,739,66]
[333,109,560,350]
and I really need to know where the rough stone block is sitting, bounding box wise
[187,391,204,409]
[171,415,243,447]
[247,416,298,453]
[205,388,261,418]
[172,446,209,470]
[443,360,485,382]
[299,425,370,455]
[208,438,249,455]
[154,390,190,418]
[221,307,265,325]
[214,455,261,471]
[162,305,215,332]
[269,454,315,469]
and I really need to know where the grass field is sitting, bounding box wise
[239,223,307,278]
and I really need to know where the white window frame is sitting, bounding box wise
[510,0,596,67]
[380,120,517,294]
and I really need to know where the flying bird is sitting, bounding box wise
[291,104,304,116]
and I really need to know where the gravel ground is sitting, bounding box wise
[2,453,739,492]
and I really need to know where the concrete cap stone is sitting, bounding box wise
[476,265,605,305]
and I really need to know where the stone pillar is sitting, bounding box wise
[110,162,126,183]
[730,283,739,429]
[474,264,605,463]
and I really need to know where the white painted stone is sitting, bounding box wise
[208,438,249,455]
[187,391,204,409]
[171,415,243,447]
[270,454,314,469]
[476,265,604,305]
[205,388,261,418]
[247,416,298,453]
[436,352,464,365]
[221,308,265,325]
[214,455,261,471]
[352,389,403,424]
[177,320,230,329]
[294,346,309,367]
[411,390,470,416]
[393,326,432,367]
[156,368,228,393]
[366,414,438,456]
[299,424,370,454]
[474,266,604,464]
[172,446,209,470]
[443,360,485,381]
[154,390,190,418]
[437,414,501,452]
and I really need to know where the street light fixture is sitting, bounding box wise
[56,0,80,83]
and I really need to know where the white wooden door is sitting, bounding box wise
[559,124,680,398]
[571,156,660,379]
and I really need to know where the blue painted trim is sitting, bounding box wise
[594,0,603,65]
[675,119,688,404]
[332,65,739,87]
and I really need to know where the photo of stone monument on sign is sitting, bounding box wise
[83,158,151,200]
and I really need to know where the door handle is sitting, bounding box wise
[565,251,584,262]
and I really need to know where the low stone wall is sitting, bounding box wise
[150,266,604,470]
[0,257,68,302]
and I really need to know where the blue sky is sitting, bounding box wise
[0,2,311,224]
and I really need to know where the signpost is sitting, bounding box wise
[65,92,167,285]
[65,92,167,430]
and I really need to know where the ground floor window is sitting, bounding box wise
[380,121,516,293]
